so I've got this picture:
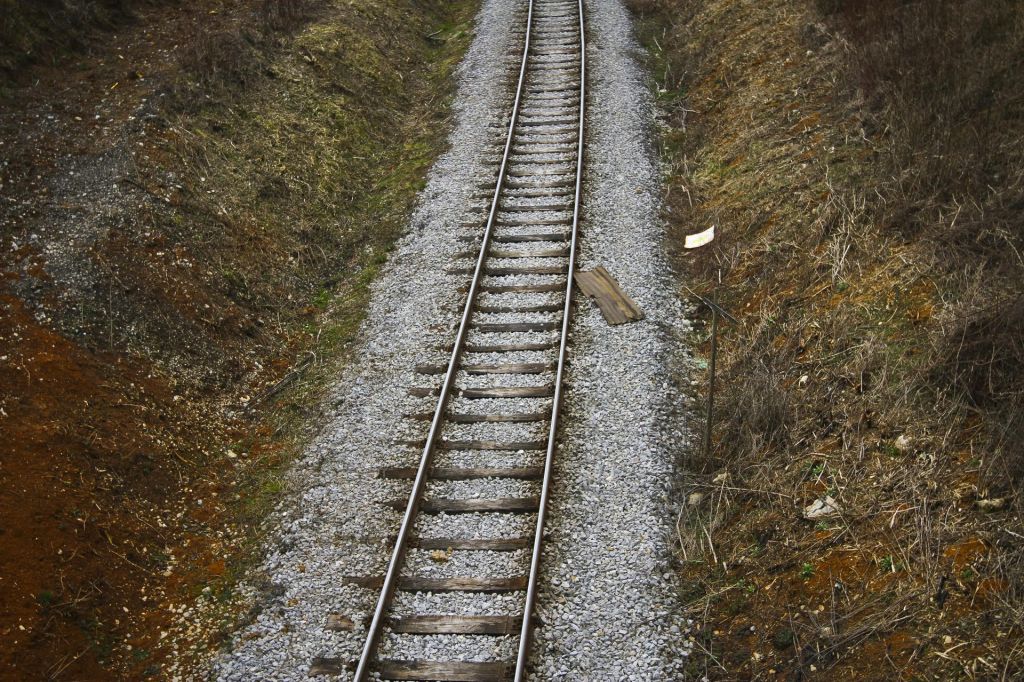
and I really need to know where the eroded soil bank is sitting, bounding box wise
[0,1,475,678]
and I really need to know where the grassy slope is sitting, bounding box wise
[631,0,1023,678]
[0,0,475,678]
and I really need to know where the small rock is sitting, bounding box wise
[803,495,840,520]
[687,492,704,506]
[894,434,913,453]
[712,472,729,484]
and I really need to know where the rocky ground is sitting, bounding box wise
[203,0,696,679]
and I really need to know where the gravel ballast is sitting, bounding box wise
[201,0,693,680]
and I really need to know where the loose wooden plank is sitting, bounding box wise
[410,537,532,551]
[471,321,560,333]
[309,657,348,676]
[325,614,357,632]
[383,497,540,514]
[437,439,546,451]
[388,615,521,635]
[376,660,513,681]
[462,385,554,398]
[573,266,644,325]
[378,466,543,481]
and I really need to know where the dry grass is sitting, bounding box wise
[631,0,1024,677]
[0,0,475,676]
[0,0,151,78]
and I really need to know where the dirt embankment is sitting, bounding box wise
[631,0,1024,678]
[0,0,474,678]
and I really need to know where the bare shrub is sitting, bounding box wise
[0,0,147,76]
[259,0,320,33]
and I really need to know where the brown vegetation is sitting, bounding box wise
[0,0,473,678]
[631,0,1024,677]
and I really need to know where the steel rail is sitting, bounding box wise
[514,0,585,678]
[351,1,537,678]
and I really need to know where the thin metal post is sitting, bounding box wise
[703,306,718,460]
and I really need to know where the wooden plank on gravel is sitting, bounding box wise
[309,657,348,676]
[379,466,543,480]
[388,615,522,635]
[437,439,546,451]
[573,266,644,325]
[410,537,532,551]
[383,497,540,514]
[462,385,554,398]
[376,660,513,681]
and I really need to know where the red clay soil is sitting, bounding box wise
[0,3,273,679]
[0,291,241,679]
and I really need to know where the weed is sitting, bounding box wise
[36,590,56,608]
[311,289,331,310]
[800,563,815,580]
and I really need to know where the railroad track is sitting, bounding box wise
[328,0,587,679]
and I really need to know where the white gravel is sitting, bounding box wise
[524,0,695,677]
[196,0,694,680]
